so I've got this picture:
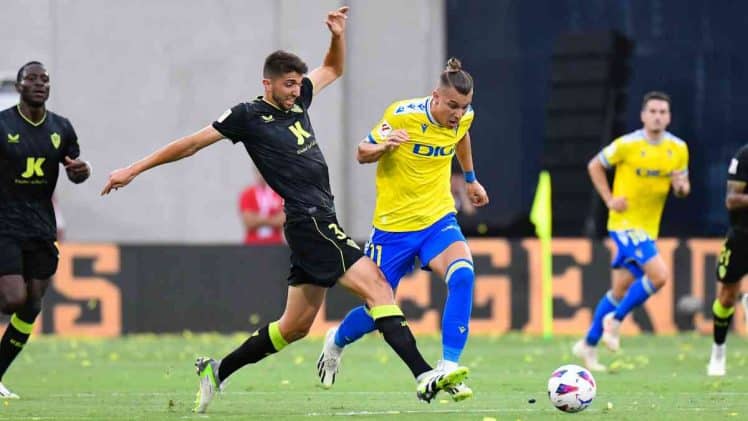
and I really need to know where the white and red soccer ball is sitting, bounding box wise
[547,364,597,413]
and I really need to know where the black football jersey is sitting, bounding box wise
[0,106,80,239]
[212,77,335,218]
[727,144,748,232]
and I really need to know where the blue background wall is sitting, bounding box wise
[448,0,748,236]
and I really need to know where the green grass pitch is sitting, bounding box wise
[0,333,746,420]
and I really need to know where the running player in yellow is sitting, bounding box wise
[574,91,690,371]
[317,58,489,401]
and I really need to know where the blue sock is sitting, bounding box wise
[585,291,619,346]
[442,259,475,362]
[334,306,376,348]
[613,276,656,321]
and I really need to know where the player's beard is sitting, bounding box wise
[272,92,295,111]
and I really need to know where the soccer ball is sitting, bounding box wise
[547,364,596,413]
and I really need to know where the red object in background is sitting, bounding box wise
[239,184,284,245]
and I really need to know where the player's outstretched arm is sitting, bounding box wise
[456,132,489,206]
[308,6,348,95]
[101,125,223,195]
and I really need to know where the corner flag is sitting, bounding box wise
[530,171,553,338]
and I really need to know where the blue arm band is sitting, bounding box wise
[464,171,477,183]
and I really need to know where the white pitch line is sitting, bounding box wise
[48,390,748,398]
[304,407,747,417]
[306,409,526,417]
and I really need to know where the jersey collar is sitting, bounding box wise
[259,96,283,111]
[425,97,440,126]
[641,128,665,145]
[16,104,47,127]
[258,96,303,114]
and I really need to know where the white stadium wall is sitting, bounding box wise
[0,0,445,242]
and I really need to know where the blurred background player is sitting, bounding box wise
[707,143,748,376]
[102,6,468,413]
[0,61,91,398]
[573,91,690,371]
[239,168,284,245]
[317,58,489,401]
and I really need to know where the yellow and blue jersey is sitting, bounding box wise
[367,97,474,232]
[598,129,689,239]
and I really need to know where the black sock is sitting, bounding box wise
[374,315,431,378]
[217,321,288,382]
[713,299,734,345]
[0,310,39,380]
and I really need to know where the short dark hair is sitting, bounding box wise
[17,61,44,83]
[439,57,473,95]
[263,50,308,79]
[642,91,671,110]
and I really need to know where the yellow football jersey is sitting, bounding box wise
[367,97,474,231]
[598,129,689,238]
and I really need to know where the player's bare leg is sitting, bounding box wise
[338,257,468,402]
[575,268,631,371]
[604,256,668,352]
[0,275,47,399]
[194,284,326,413]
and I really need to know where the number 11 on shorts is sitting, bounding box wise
[368,243,382,266]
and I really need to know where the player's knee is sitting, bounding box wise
[611,277,632,299]
[0,276,28,314]
[610,287,626,301]
[649,272,669,290]
[446,260,475,295]
[718,287,739,308]
[0,290,27,315]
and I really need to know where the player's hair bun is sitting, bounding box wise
[445,57,462,73]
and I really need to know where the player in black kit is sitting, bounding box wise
[707,144,748,376]
[101,6,467,413]
[0,62,91,398]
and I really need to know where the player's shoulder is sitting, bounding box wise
[220,101,258,122]
[0,106,15,118]
[614,129,646,145]
[46,109,73,127]
[0,106,22,124]
[238,100,260,115]
[663,131,687,149]
[734,143,748,160]
[387,96,430,117]
[0,107,13,127]
[461,104,475,122]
